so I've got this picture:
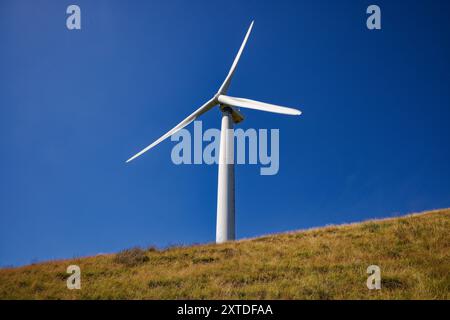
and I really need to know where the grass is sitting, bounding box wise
[0,208,449,299]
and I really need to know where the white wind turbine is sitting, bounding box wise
[126,21,302,243]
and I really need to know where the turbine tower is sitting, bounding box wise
[126,21,302,243]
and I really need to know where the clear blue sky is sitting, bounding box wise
[1,0,450,266]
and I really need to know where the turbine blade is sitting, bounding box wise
[217,21,254,95]
[218,95,301,116]
[126,98,217,163]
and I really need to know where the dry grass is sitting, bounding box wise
[0,208,449,299]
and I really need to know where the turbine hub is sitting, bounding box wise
[220,105,244,124]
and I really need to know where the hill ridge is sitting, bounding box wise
[1,208,449,299]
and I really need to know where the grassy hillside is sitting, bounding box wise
[0,209,449,299]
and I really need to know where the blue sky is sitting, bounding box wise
[1,0,450,266]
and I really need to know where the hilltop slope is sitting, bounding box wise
[0,209,449,299]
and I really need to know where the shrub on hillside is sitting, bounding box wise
[113,247,149,267]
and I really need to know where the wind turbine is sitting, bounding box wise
[126,21,302,243]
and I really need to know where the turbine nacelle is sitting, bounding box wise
[220,105,245,124]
